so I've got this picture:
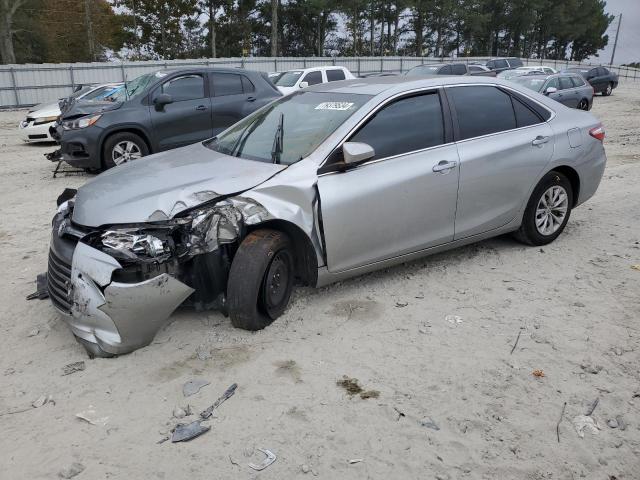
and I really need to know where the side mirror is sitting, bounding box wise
[343,142,375,165]
[299,81,309,89]
[154,93,173,108]
[545,87,557,95]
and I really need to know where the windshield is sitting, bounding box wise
[107,72,158,102]
[405,65,440,76]
[512,76,548,92]
[71,86,93,98]
[498,70,525,80]
[275,71,303,87]
[82,85,123,101]
[206,91,371,165]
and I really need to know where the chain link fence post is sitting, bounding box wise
[9,67,19,107]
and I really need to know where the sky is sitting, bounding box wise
[593,0,640,64]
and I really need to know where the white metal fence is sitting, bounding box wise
[1,56,638,108]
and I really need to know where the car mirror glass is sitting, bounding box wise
[343,142,375,165]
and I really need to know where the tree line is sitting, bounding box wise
[1,0,614,65]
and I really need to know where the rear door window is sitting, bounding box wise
[448,86,517,140]
[508,58,523,68]
[511,97,542,127]
[241,75,255,93]
[495,59,509,69]
[211,73,244,97]
[349,91,444,160]
[302,71,323,85]
[439,65,453,75]
[326,69,346,82]
[160,74,204,102]
[571,76,586,87]
[598,67,609,76]
[451,64,467,75]
[559,77,574,90]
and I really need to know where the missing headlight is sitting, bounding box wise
[101,230,171,261]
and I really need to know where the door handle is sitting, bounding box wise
[195,105,207,111]
[432,160,457,173]
[246,96,256,102]
[532,136,550,147]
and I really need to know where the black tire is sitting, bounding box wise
[102,131,149,170]
[227,229,295,331]
[577,98,589,111]
[75,336,116,359]
[514,171,573,246]
[602,83,613,96]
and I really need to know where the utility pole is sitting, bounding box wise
[610,13,622,65]
[270,0,278,57]
[84,0,95,61]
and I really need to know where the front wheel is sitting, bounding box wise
[514,171,573,246]
[102,132,149,170]
[577,99,589,111]
[227,229,295,331]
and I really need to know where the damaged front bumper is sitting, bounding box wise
[49,231,193,355]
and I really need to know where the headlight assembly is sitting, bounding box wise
[33,115,60,125]
[62,114,102,130]
[101,230,171,261]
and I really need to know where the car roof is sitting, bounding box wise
[306,75,511,96]
[282,66,347,73]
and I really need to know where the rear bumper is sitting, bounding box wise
[49,228,194,355]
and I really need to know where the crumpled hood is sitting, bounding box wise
[72,142,287,227]
[61,100,122,119]
[28,101,60,116]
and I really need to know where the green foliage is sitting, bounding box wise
[1,0,616,64]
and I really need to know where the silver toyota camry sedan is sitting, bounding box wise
[47,76,607,357]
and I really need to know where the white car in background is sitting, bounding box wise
[273,66,355,95]
[18,83,123,143]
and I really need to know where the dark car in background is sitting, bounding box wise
[405,62,493,77]
[467,64,497,77]
[563,66,618,96]
[486,57,523,73]
[511,73,593,110]
[55,68,281,171]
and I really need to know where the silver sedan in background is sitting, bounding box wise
[511,72,594,110]
[48,76,606,356]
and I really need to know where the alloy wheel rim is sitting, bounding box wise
[112,141,142,165]
[535,185,568,236]
[606,85,612,95]
[579,100,587,110]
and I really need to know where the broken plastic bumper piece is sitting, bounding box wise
[59,242,193,355]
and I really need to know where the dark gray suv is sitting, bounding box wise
[55,68,281,171]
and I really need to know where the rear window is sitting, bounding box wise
[438,65,452,75]
[451,64,467,75]
[406,65,441,76]
[495,59,509,69]
[508,58,523,68]
[448,86,516,140]
[326,69,346,82]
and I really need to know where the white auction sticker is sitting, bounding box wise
[315,102,355,111]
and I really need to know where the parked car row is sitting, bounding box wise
[43,70,607,357]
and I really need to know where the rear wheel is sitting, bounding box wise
[602,83,613,96]
[102,132,149,170]
[577,99,589,111]
[514,171,573,246]
[227,229,295,331]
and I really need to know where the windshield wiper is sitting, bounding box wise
[271,112,284,164]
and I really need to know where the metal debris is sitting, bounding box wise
[171,420,211,442]
[182,378,210,397]
[616,415,626,431]
[585,398,599,416]
[200,383,237,419]
[420,417,440,430]
[32,395,54,408]
[27,328,40,337]
[62,361,86,376]
[248,449,277,471]
[572,415,600,438]
[348,458,363,464]
[26,273,49,300]
[76,406,109,426]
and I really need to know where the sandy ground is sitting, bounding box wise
[1,83,639,480]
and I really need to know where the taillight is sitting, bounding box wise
[589,125,605,141]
